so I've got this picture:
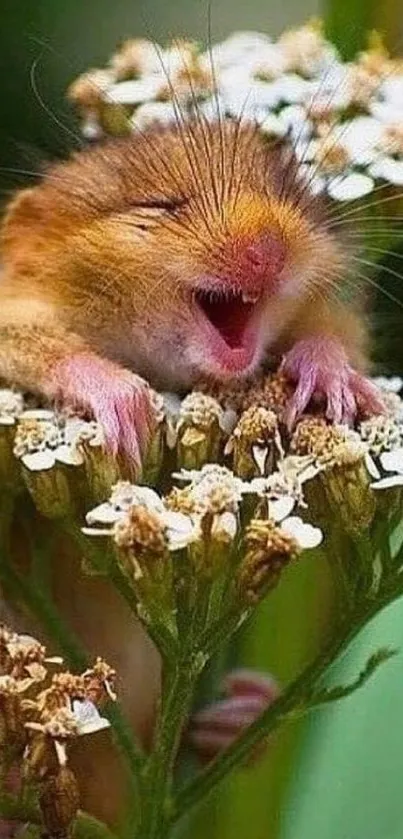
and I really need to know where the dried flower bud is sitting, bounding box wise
[77,423,120,503]
[114,504,169,560]
[290,415,343,464]
[82,658,117,704]
[238,519,299,603]
[0,679,27,752]
[39,766,80,837]
[227,406,282,478]
[176,393,227,470]
[141,391,166,484]
[113,505,175,623]
[291,417,375,533]
[359,414,403,456]
[13,413,75,517]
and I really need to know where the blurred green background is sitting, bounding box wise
[1,2,403,838]
[0,0,319,188]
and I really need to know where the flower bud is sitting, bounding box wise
[39,767,80,837]
[226,406,282,479]
[13,412,74,518]
[238,519,299,604]
[290,417,376,535]
[78,424,120,503]
[113,504,175,625]
[175,393,229,471]
[141,392,168,485]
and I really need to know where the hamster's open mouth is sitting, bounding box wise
[193,288,262,374]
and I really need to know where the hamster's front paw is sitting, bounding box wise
[51,354,156,472]
[281,337,385,428]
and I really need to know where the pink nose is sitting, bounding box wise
[220,232,285,294]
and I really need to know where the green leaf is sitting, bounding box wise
[307,647,397,707]
[280,600,403,839]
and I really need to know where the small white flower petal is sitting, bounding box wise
[86,503,124,525]
[107,77,164,105]
[211,511,238,542]
[163,511,196,550]
[219,408,238,436]
[281,516,323,549]
[370,101,403,125]
[20,409,55,421]
[372,376,403,393]
[131,101,179,130]
[365,453,381,480]
[210,31,273,69]
[381,75,403,105]
[0,416,16,427]
[268,495,296,522]
[55,740,68,766]
[369,157,403,186]
[21,450,56,471]
[81,527,112,536]
[340,117,383,165]
[133,486,166,513]
[78,719,111,735]
[379,448,403,474]
[371,475,403,490]
[274,73,312,104]
[72,699,110,735]
[252,445,268,475]
[55,444,84,466]
[260,113,288,138]
[327,172,374,201]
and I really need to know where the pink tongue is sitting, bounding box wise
[200,296,254,348]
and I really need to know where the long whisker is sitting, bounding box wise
[207,2,226,218]
[326,188,403,224]
[173,40,222,218]
[29,49,84,149]
[149,41,217,231]
[349,265,403,309]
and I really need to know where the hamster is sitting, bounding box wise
[0,115,384,824]
[0,118,384,472]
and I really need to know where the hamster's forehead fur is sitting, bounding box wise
[34,119,320,226]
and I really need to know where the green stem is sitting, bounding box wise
[136,659,195,839]
[174,581,403,822]
[0,792,40,824]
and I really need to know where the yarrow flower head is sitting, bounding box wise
[69,24,403,201]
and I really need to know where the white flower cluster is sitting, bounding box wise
[85,456,323,553]
[11,405,103,471]
[84,480,196,550]
[70,22,403,200]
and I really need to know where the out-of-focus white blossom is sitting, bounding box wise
[69,23,403,202]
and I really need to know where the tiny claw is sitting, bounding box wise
[281,338,385,428]
[51,354,156,473]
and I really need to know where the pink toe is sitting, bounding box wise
[350,374,386,417]
[50,354,154,471]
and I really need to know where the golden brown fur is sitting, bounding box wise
[0,117,372,825]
